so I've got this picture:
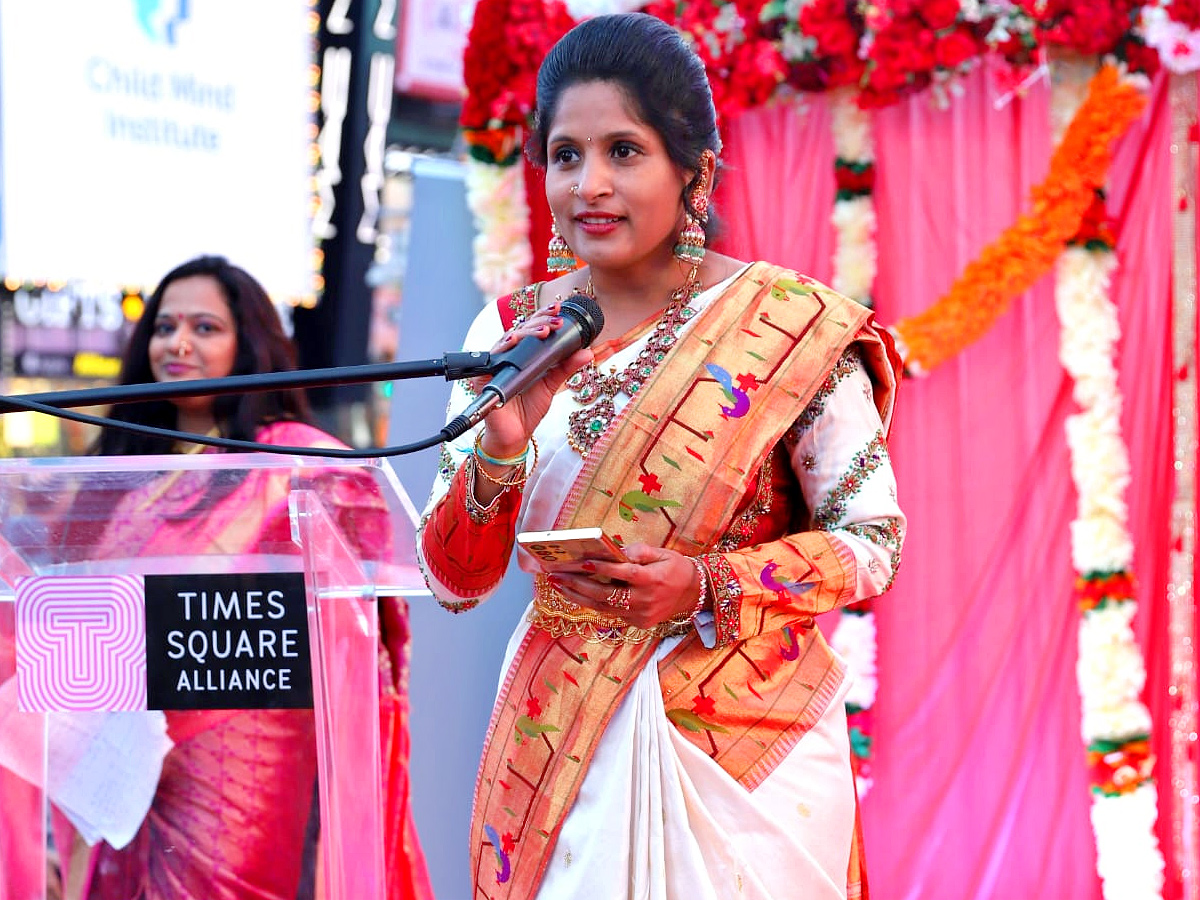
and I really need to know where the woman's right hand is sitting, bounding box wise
[473,299,593,458]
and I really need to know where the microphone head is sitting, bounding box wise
[559,293,605,347]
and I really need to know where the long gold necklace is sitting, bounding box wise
[566,272,702,456]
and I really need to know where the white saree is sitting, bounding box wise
[420,268,902,899]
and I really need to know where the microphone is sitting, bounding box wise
[441,293,604,441]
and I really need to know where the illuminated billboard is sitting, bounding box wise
[0,1,317,303]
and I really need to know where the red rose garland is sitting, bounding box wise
[460,1,1177,134]
[460,0,575,137]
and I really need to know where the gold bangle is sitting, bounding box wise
[462,456,503,523]
[473,457,528,490]
[528,435,540,472]
[660,557,711,630]
[472,434,540,495]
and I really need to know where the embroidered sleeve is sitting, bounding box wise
[418,459,524,611]
[703,346,905,646]
[794,347,905,595]
[416,292,536,611]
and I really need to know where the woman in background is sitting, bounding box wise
[58,254,430,900]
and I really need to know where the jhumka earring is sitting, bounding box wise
[674,153,713,265]
[547,217,578,273]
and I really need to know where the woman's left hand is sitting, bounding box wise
[547,543,703,629]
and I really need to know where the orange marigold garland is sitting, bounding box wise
[891,65,1147,375]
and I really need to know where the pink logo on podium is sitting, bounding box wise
[15,575,147,712]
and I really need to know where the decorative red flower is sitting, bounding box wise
[934,27,984,71]
[692,693,717,716]
[1019,0,1138,55]
[1171,0,1200,29]
[460,0,575,131]
[918,0,962,32]
[525,695,542,717]
[835,161,877,197]
[763,0,865,94]
[722,37,787,116]
[1116,34,1162,78]
[1069,189,1118,248]
[1074,569,1136,611]
[1086,739,1154,795]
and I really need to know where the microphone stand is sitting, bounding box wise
[0,351,499,458]
[0,351,495,413]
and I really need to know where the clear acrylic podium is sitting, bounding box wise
[0,451,430,900]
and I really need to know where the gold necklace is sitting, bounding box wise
[565,272,701,456]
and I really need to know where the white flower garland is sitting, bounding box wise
[1092,784,1168,899]
[829,87,877,307]
[1055,242,1165,898]
[831,198,877,304]
[830,607,878,796]
[464,156,533,302]
[831,607,879,710]
[828,85,880,796]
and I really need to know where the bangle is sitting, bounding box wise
[689,556,710,618]
[528,435,539,472]
[471,435,540,493]
[474,432,529,467]
[665,556,711,630]
[474,459,528,490]
[462,456,504,523]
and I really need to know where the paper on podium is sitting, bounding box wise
[0,676,172,848]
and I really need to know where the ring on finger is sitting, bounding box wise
[604,585,631,611]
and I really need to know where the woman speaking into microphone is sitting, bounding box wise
[418,13,906,900]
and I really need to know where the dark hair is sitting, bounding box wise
[526,13,723,238]
[93,254,312,455]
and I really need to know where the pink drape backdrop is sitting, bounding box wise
[717,65,1178,898]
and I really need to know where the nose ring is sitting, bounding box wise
[570,184,580,196]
